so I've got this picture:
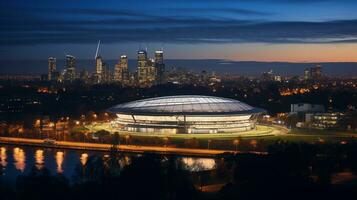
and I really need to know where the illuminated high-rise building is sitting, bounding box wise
[154,50,165,84]
[79,69,90,83]
[304,69,310,80]
[95,56,103,75]
[154,50,163,65]
[147,58,157,82]
[63,55,76,82]
[114,55,129,84]
[65,55,76,69]
[48,57,56,81]
[137,50,148,84]
[315,65,322,78]
[94,56,103,83]
[94,40,103,83]
[101,63,112,83]
[310,65,322,79]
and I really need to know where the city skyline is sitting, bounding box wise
[1,2,357,199]
[1,0,357,63]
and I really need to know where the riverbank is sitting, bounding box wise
[0,137,239,157]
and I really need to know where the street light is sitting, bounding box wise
[163,137,169,149]
[207,139,212,150]
[233,139,240,152]
[250,139,257,150]
[125,134,130,145]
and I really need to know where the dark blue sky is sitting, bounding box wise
[1,0,357,62]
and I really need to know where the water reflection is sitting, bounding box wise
[35,149,44,169]
[0,147,7,168]
[13,147,26,172]
[56,151,64,173]
[80,153,88,166]
[2,145,217,181]
[181,157,216,172]
[119,155,131,166]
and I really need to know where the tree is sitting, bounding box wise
[94,129,111,143]
[166,156,197,200]
[185,137,199,148]
[119,155,165,199]
[16,167,70,200]
[107,132,121,176]
[285,114,300,128]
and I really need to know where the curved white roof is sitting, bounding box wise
[108,95,264,115]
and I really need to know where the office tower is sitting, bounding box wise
[304,69,310,80]
[79,69,89,83]
[65,55,76,69]
[121,55,129,83]
[137,50,148,84]
[95,56,103,75]
[155,50,165,84]
[92,73,101,84]
[310,65,322,79]
[114,60,120,82]
[94,55,103,83]
[101,63,112,83]
[63,55,76,82]
[114,55,129,84]
[94,40,103,83]
[146,58,157,82]
[315,64,322,78]
[274,75,282,82]
[48,57,56,81]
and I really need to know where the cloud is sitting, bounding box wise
[236,0,355,3]
[169,7,273,16]
[1,5,357,45]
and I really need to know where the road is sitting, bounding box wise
[0,137,240,157]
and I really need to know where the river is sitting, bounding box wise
[0,145,217,184]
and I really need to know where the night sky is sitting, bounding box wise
[1,0,357,62]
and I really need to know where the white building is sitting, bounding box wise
[290,103,325,114]
[108,95,265,134]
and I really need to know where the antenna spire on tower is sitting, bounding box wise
[95,40,101,59]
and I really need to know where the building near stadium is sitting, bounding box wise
[108,95,265,134]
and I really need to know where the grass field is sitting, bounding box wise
[82,122,357,151]
[85,123,282,138]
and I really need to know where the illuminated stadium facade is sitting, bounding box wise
[108,95,265,134]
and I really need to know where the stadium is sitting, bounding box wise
[107,95,266,134]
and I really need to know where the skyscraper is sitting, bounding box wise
[101,62,112,83]
[79,69,90,83]
[146,58,157,83]
[154,50,165,84]
[94,55,103,83]
[65,55,76,69]
[114,55,129,84]
[93,40,104,83]
[310,65,323,79]
[137,50,148,84]
[95,56,103,75]
[48,57,56,81]
[304,69,310,80]
[63,55,76,82]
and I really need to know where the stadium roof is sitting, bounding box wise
[108,95,265,115]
